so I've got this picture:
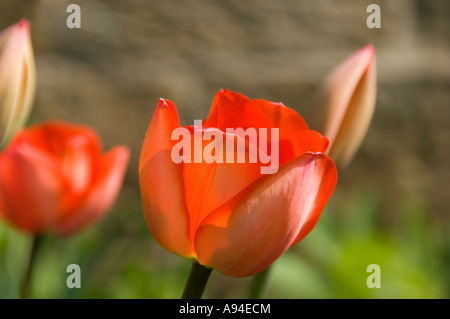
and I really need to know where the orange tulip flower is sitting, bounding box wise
[0,121,129,235]
[312,44,377,168]
[0,19,36,147]
[139,89,337,277]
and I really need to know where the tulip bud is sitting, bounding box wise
[312,45,377,168]
[0,19,36,147]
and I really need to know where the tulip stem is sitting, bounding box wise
[181,261,212,299]
[249,266,271,299]
[20,235,43,299]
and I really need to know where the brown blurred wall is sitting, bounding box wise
[1,0,449,228]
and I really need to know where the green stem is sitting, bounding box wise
[20,235,43,299]
[181,261,212,299]
[249,266,271,299]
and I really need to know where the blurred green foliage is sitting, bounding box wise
[268,189,448,299]
[1,185,447,299]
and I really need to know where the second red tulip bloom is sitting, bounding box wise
[0,121,129,235]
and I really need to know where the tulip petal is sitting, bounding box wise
[204,89,308,133]
[61,135,96,197]
[195,153,337,277]
[278,130,329,165]
[139,99,192,257]
[11,121,102,212]
[182,127,270,244]
[328,55,376,166]
[313,45,376,167]
[10,120,101,158]
[0,143,63,233]
[55,146,129,235]
[204,89,328,164]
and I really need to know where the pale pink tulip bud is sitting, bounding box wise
[0,19,36,147]
[312,45,377,168]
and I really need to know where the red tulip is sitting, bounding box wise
[139,89,337,277]
[0,121,129,235]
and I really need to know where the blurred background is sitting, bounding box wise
[0,0,449,298]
